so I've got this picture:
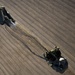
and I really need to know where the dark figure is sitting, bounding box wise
[54,46,61,59]
[0,7,5,24]
[44,46,61,61]
[0,6,15,25]
[44,46,68,73]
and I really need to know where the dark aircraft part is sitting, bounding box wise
[0,6,15,27]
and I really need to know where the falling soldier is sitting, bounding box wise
[43,46,68,73]
[44,46,61,61]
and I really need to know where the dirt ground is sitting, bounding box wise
[0,0,75,75]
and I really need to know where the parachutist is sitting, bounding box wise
[44,46,68,73]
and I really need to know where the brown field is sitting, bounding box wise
[0,0,75,75]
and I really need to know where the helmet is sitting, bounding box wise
[59,57,64,61]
